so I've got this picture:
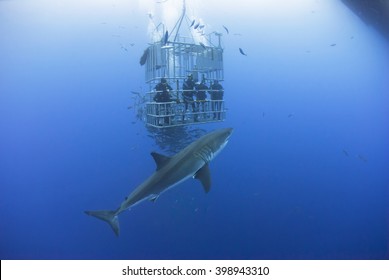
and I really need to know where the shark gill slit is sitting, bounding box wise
[199,145,213,163]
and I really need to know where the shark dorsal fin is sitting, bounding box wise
[150,152,171,170]
[194,163,211,193]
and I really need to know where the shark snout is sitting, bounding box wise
[224,127,234,140]
[215,127,233,146]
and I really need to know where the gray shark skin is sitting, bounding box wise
[85,127,233,236]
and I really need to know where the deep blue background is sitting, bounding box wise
[1,0,388,259]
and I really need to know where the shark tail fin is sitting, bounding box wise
[85,210,120,236]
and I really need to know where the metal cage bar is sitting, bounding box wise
[145,100,226,128]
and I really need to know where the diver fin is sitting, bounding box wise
[85,210,120,237]
[151,152,171,170]
[194,164,211,193]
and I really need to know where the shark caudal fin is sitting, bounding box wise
[85,210,120,236]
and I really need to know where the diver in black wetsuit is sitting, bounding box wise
[154,78,173,125]
[154,78,173,103]
[182,74,197,121]
[195,78,208,113]
[210,80,224,120]
[182,74,196,110]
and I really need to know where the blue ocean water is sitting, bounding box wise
[0,0,388,260]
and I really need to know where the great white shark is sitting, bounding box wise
[85,127,233,236]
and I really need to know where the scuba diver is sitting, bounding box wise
[210,79,224,120]
[154,78,173,103]
[182,74,197,121]
[154,78,173,125]
[195,77,209,118]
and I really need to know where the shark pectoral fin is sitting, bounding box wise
[151,152,172,170]
[194,163,211,193]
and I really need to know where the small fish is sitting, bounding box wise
[120,44,128,51]
[330,43,336,47]
[288,113,294,118]
[131,91,141,95]
[222,25,229,34]
[199,42,206,49]
[342,149,349,157]
[194,22,200,29]
[198,24,205,29]
[233,33,242,36]
[239,48,247,56]
[190,19,195,27]
[357,154,368,163]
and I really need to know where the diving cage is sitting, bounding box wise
[141,4,226,128]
